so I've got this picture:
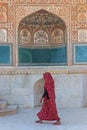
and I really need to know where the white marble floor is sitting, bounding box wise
[0,107,87,130]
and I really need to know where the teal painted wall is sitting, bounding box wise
[0,45,11,65]
[74,44,87,64]
[18,45,67,66]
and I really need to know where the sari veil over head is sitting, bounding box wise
[43,72,55,100]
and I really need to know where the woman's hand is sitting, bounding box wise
[40,97,43,103]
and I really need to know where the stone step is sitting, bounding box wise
[0,99,7,109]
[0,105,18,116]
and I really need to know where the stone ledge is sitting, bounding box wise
[0,66,87,74]
[0,70,86,74]
[0,105,18,117]
[0,100,7,109]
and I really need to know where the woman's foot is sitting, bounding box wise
[35,120,42,123]
[53,120,61,125]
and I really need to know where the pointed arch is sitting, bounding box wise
[18,9,66,47]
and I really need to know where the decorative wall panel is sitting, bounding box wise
[19,29,31,45]
[0,44,12,65]
[0,3,7,22]
[73,44,87,64]
[78,29,87,42]
[18,9,66,47]
[0,29,7,42]
[51,28,64,44]
[34,30,48,45]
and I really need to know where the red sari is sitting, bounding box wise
[37,72,60,121]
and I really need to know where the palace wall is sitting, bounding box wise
[0,0,87,108]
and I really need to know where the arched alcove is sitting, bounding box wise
[34,78,44,107]
[18,9,67,66]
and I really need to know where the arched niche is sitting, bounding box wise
[34,78,44,107]
[0,29,7,42]
[19,28,31,45]
[18,9,67,66]
[34,30,48,45]
[51,28,65,45]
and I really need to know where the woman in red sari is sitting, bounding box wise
[36,72,61,125]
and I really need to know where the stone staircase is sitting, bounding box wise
[0,99,18,116]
